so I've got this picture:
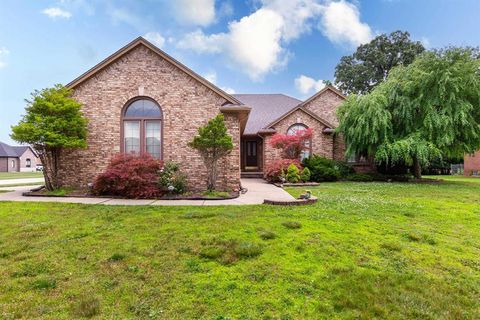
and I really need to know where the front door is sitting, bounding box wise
[246,141,258,167]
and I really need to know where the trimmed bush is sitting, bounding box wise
[335,161,355,177]
[93,153,164,199]
[159,161,187,194]
[347,173,374,182]
[265,159,302,183]
[286,164,301,183]
[300,167,311,182]
[302,155,345,182]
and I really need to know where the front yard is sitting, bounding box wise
[0,176,479,319]
[0,172,43,180]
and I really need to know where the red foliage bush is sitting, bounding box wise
[92,153,164,199]
[265,159,302,182]
[269,128,313,159]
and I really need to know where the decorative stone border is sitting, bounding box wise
[274,182,320,187]
[263,196,317,206]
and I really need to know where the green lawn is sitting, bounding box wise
[0,172,43,180]
[1,176,479,319]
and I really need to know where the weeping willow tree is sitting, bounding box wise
[337,47,480,178]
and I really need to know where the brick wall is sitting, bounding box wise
[464,151,480,176]
[302,89,344,127]
[263,109,334,172]
[58,44,241,192]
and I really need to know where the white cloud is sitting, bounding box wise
[0,47,9,69]
[177,30,225,54]
[221,87,236,94]
[177,0,372,79]
[144,32,165,48]
[319,0,372,47]
[178,8,286,81]
[42,7,72,19]
[204,71,217,84]
[172,0,216,26]
[295,75,326,95]
[202,70,235,94]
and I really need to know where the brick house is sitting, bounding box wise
[464,152,480,176]
[0,142,40,172]
[58,37,355,191]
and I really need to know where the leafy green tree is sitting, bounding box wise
[334,31,425,94]
[11,85,88,190]
[337,47,480,179]
[189,114,233,191]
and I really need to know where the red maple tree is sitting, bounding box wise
[269,128,313,159]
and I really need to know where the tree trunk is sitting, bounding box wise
[412,156,422,179]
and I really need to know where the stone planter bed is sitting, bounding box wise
[23,187,239,201]
[264,196,317,206]
[273,182,320,188]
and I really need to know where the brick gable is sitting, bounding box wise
[58,44,241,191]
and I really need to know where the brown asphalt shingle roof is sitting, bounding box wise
[233,94,302,135]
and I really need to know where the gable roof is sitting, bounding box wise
[66,37,242,105]
[0,142,18,158]
[233,94,302,135]
[298,85,346,108]
[12,146,31,157]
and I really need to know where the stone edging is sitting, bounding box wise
[263,197,317,206]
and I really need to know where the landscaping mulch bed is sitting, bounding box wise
[23,187,239,200]
[273,182,320,188]
[264,196,317,206]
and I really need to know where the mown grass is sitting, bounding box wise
[0,176,479,319]
[0,172,43,180]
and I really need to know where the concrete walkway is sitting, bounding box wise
[0,179,295,206]
[0,178,44,186]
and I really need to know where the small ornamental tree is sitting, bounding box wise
[337,47,480,179]
[189,114,233,191]
[270,128,313,159]
[11,84,88,190]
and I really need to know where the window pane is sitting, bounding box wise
[287,124,307,135]
[124,121,140,154]
[145,121,161,159]
[125,99,162,117]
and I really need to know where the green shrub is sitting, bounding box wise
[286,164,301,183]
[300,167,311,182]
[199,247,226,259]
[302,155,340,182]
[347,173,374,182]
[282,221,302,229]
[335,161,355,178]
[159,161,187,194]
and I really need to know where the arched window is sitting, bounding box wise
[287,123,311,160]
[26,158,31,168]
[11,160,15,169]
[122,98,163,159]
[287,123,308,136]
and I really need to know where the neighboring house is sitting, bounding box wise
[0,142,39,172]
[57,37,358,191]
[464,152,480,176]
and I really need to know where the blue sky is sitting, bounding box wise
[0,0,479,144]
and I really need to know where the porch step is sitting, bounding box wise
[241,171,264,179]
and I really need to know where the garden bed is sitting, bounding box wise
[23,187,239,200]
[273,182,320,187]
[263,196,317,206]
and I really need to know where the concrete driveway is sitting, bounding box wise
[0,179,295,206]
